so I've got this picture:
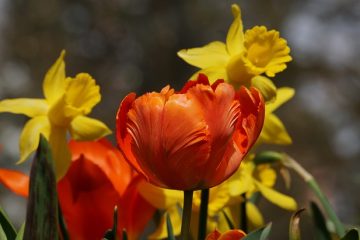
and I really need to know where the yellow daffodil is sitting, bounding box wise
[137,155,297,238]
[178,4,291,101]
[0,51,111,179]
[258,87,295,145]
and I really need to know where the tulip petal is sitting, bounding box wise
[49,126,71,180]
[206,230,221,240]
[18,116,50,164]
[226,4,244,55]
[218,229,246,240]
[266,87,295,113]
[69,116,111,141]
[0,99,48,117]
[68,139,132,196]
[254,180,297,211]
[0,169,29,197]
[43,50,67,104]
[177,41,230,69]
[259,113,292,145]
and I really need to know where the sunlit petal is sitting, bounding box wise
[246,201,264,227]
[178,41,229,69]
[259,113,292,145]
[43,50,67,104]
[251,76,277,102]
[69,116,111,141]
[226,4,245,55]
[266,87,295,113]
[64,73,101,117]
[189,67,229,84]
[0,99,48,117]
[18,116,50,164]
[254,180,297,210]
[49,126,71,180]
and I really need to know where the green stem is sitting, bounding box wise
[283,155,345,237]
[240,193,247,232]
[198,189,209,240]
[181,190,194,240]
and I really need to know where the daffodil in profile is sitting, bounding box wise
[0,51,111,179]
[178,4,292,101]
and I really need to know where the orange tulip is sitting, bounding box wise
[206,229,246,240]
[116,74,265,190]
[58,139,155,240]
[0,169,29,197]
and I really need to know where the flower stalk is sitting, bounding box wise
[282,155,346,237]
[181,190,194,240]
[198,189,209,240]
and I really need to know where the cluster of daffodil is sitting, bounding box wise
[0,3,303,240]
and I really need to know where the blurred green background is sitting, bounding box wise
[0,0,359,238]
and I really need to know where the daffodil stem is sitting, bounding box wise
[198,189,209,240]
[181,190,193,240]
[283,155,345,237]
[240,193,247,233]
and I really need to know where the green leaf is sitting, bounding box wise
[0,224,8,240]
[243,222,272,240]
[0,205,16,240]
[58,204,69,240]
[289,208,305,240]
[102,206,118,240]
[340,229,360,240]
[166,213,175,240]
[310,202,331,240]
[15,224,25,240]
[24,135,59,239]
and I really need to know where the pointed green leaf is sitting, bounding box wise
[254,151,284,165]
[24,135,59,240]
[243,222,272,240]
[0,206,16,239]
[166,213,175,240]
[102,206,118,240]
[0,224,8,240]
[122,229,128,240]
[58,204,69,240]
[341,229,359,240]
[15,224,25,240]
[289,208,305,240]
[310,202,331,240]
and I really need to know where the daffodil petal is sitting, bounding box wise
[64,73,101,116]
[251,76,277,103]
[49,126,71,180]
[0,98,48,117]
[137,180,183,209]
[149,206,182,239]
[69,116,111,141]
[254,180,297,211]
[266,87,295,113]
[226,4,244,55]
[177,41,230,69]
[257,165,277,187]
[189,67,229,84]
[18,116,50,164]
[259,113,292,145]
[43,50,67,104]
[246,201,264,227]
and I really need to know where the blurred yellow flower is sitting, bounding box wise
[178,4,291,101]
[259,87,295,145]
[137,155,297,238]
[0,51,111,179]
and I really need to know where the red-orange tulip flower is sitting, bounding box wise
[58,139,155,240]
[116,74,265,190]
[206,229,246,240]
[0,169,29,197]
